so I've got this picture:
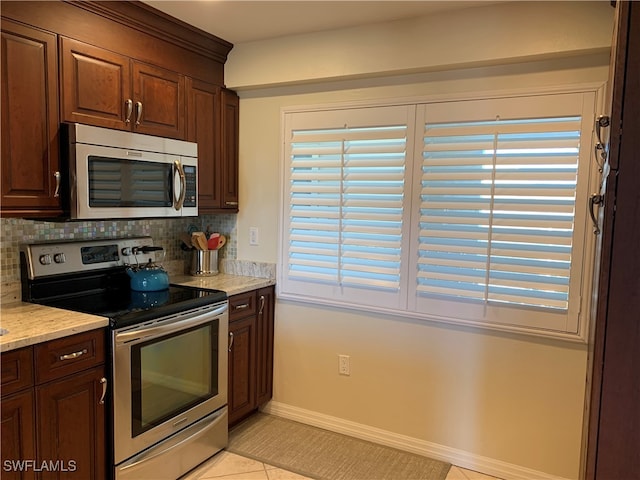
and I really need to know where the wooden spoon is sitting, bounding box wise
[191,232,208,250]
[179,232,193,248]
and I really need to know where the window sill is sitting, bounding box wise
[277,291,588,344]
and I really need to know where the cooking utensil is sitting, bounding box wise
[215,234,226,250]
[207,233,220,250]
[179,232,193,249]
[191,232,208,250]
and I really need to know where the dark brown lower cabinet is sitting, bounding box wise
[1,390,36,480]
[36,365,106,480]
[256,287,275,406]
[228,286,275,426]
[228,315,257,424]
[1,330,106,480]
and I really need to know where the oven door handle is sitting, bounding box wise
[115,303,228,345]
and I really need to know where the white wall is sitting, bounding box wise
[226,1,612,90]
[227,2,613,479]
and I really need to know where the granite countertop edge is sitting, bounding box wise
[1,273,275,353]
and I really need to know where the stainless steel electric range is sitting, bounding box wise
[21,237,229,480]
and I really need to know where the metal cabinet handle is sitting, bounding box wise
[596,115,610,145]
[258,295,265,315]
[234,303,249,310]
[589,193,604,235]
[135,101,143,125]
[59,348,87,361]
[99,377,107,405]
[125,99,133,123]
[225,201,239,206]
[594,143,606,172]
[228,331,234,352]
[53,171,61,198]
[594,115,611,172]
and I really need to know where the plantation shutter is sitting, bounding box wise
[281,106,414,308]
[280,92,597,337]
[417,116,580,309]
[410,93,595,333]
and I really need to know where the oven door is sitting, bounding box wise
[112,302,228,465]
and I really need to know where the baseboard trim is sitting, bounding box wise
[261,401,572,480]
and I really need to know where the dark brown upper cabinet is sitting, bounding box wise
[60,37,186,140]
[221,88,240,211]
[187,78,223,211]
[1,1,236,217]
[1,19,62,217]
[187,81,240,213]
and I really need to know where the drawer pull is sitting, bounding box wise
[258,295,265,315]
[234,303,249,310]
[59,349,88,361]
[228,331,234,352]
[99,377,107,405]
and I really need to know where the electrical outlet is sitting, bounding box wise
[338,354,350,376]
[249,227,259,246]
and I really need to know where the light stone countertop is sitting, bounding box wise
[0,273,275,353]
[0,302,108,353]
[171,273,275,297]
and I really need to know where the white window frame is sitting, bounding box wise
[278,85,603,342]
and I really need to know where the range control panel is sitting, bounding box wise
[21,237,159,279]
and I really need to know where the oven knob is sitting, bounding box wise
[53,253,66,264]
[39,254,52,265]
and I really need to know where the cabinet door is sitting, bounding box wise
[228,316,257,426]
[133,61,185,139]
[187,78,222,211]
[256,286,275,406]
[1,390,36,480]
[36,366,106,480]
[220,88,239,211]
[1,347,34,397]
[60,37,131,131]
[1,20,61,215]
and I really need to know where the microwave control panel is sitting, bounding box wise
[184,165,197,207]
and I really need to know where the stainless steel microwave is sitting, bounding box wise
[66,123,198,219]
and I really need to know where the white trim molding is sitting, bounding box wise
[261,401,573,480]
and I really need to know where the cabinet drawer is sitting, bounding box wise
[1,347,34,396]
[229,291,257,321]
[35,329,105,384]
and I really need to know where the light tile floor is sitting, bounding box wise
[180,450,501,480]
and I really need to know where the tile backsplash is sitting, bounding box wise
[0,215,237,285]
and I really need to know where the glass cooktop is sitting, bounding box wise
[33,282,227,329]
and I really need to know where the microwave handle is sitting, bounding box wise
[173,160,186,211]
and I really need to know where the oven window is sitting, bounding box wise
[88,156,173,207]
[131,321,218,436]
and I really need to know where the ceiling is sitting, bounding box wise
[141,1,493,44]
